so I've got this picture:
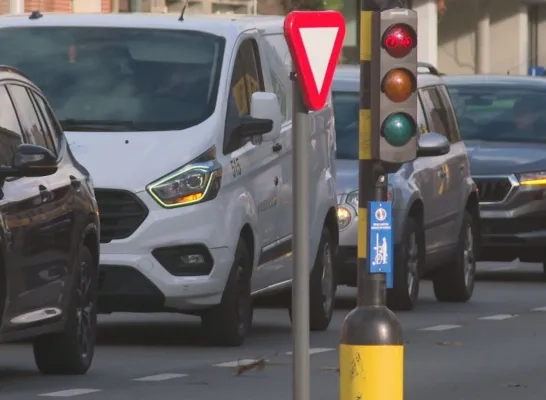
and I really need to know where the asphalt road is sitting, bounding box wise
[1,260,546,399]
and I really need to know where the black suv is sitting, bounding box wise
[0,66,100,374]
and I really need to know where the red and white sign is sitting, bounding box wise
[284,11,346,111]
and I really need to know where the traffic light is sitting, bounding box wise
[377,9,418,166]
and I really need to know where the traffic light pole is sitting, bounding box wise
[339,1,404,399]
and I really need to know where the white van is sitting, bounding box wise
[0,12,339,346]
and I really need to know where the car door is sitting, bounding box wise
[419,85,460,251]
[0,84,56,326]
[223,38,281,292]
[7,84,70,313]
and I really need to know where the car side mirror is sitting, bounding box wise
[250,91,282,142]
[1,144,58,178]
[416,132,450,157]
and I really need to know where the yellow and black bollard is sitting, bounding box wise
[339,1,405,399]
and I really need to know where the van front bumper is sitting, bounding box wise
[96,189,233,313]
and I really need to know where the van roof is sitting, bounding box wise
[333,64,444,91]
[0,12,286,38]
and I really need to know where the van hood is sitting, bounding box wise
[65,128,214,192]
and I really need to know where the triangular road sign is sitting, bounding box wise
[284,11,346,111]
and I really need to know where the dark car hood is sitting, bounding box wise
[465,140,546,175]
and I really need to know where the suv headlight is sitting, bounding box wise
[147,147,222,208]
[345,185,394,214]
[519,171,546,186]
[337,205,352,230]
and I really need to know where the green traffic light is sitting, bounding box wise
[382,113,415,147]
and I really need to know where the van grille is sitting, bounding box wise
[94,189,149,243]
[473,177,513,203]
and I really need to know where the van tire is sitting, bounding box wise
[288,227,336,331]
[34,245,97,375]
[388,216,422,311]
[201,239,253,347]
[433,211,476,302]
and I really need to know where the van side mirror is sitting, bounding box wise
[0,144,58,178]
[250,91,282,142]
[417,132,450,157]
[238,115,273,137]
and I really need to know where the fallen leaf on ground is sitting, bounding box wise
[436,341,463,346]
[502,383,526,388]
[235,359,266,376]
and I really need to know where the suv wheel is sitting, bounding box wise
[388,216,422,311]
[201,239,253,347]
[34,245,97,375]
[288,227,336,331]
[433,211,476,302]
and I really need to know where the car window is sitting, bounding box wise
[332,90,359,160]
[420,87,452,141]
[224,39,265,153]
[0,27,225,132]
[8,85,49,149]
[447,84,546,143]
[437,85,461,143]
[30,91,60,154]
[417,95,429,134]
[0,86,23,166]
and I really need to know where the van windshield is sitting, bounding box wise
[332,90,359,160]
[0,27,225,132]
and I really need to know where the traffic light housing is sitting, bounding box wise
[377,9,418,167]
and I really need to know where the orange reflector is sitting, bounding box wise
[174,192,204,204]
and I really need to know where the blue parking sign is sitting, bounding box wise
[368,201,394,288]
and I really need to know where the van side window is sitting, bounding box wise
[264,34,291,122]
[437,85,462,143]
[224,39,266,154]
[416,94,429,134]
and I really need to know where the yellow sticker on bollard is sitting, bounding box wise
[339,344,403,400]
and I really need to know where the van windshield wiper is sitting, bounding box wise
[59,119,144,132]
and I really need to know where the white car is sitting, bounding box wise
[0,12,339,346]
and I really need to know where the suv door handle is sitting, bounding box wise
[69,175,81,191]
[272,143,283,153]
[38,185,51,203]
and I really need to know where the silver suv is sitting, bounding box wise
[333,64,480,311]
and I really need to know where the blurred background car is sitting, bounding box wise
[445,75,546,276]
[333,64,479,311]
[0,66,100,375]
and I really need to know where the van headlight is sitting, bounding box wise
[519,171,546,186]
[147,148,222,208]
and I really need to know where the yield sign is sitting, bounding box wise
[284,11,346,111]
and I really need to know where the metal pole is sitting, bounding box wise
[253,0,257,14]
[291,67,310,400]
[112,0,120,12]
[340,1,403,399]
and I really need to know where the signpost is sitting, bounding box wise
[369,200,393,288]
[283,11,345,400]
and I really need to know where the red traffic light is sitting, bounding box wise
[382,24,416,58]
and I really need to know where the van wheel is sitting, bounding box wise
[34,245,97,375]
[201,239,253,347]
[388,216,422,311]
[433,211,476,302]
[288,227,336,331]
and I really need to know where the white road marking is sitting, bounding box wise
[478,314,518,320]
[532,306,546,312]
[133,373,188,382]
[214,359,266,367]
[285,347,335,356]
[419,324,462,331]
[38,389,102,397]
